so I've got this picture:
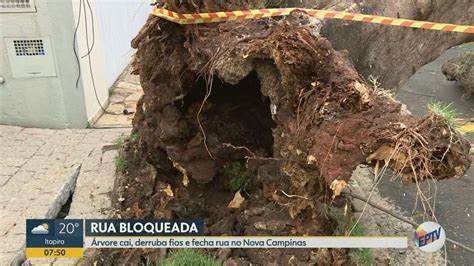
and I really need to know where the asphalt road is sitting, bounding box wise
[377,42,474,265]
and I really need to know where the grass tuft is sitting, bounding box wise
[114,134,127,146]
[224,161,249,192]
[428,101,460,128]
[114,133,139,147]
[331,207,373,265]
[348,222,373,266]
[162,249,222,266]
[130,133,138,142]
[349,247,373,266]
[115,155,125,173]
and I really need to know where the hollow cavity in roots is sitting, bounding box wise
[183,71,276,163]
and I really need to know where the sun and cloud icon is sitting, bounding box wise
[31,223,49,235]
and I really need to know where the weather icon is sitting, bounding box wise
[31,223,49,235]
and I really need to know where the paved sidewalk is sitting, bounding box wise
[0,125,129,265]
[93,65,143,128]
[351,167,444,264]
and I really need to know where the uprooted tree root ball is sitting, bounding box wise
[97,2,471,264]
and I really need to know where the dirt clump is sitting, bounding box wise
[442,52,474,97]
[94,1,471,264]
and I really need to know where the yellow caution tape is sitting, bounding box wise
[151,7,474,33]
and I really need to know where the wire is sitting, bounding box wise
[81,0,95,58]
[345,190,474,253]
[82,0,119,115]
[73,0,83,88]
[80,0,121,116]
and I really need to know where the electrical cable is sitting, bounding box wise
[344,190,474,253]
[82,0,121,116]
[72,0,83,88]
[81,0,95,58]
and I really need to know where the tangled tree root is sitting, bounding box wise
[106,1,471,264]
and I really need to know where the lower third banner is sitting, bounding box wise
[85,236,407,249]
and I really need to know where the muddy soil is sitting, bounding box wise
[88,1,472,264]
[442,52,474,96]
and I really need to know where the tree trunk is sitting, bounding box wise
[112,1,471,264]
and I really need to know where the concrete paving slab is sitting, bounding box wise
[93,64,143,128]
[0,126,129,265]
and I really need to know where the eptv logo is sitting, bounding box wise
[414,222,446,252]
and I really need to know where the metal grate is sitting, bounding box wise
[0,0,35,12]
[5,37,56,77]
[14,39,45,56]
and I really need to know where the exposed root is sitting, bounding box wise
[350,143,401,235]
[197,72,215,160]
[278,189,311,200]
[112,4,472,264]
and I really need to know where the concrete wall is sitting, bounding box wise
[72,0,109,122]
[0,0,88,128]
[72,0,149,121]
[0,0,149,128]
[95,0,150,88]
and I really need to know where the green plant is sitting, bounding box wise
[224,161,249,192]
[348,222,373,266]
[428,101,460,127]
[130,133,139,142]
[114,133,139,148]
[331,207,373,265]
[349,247,373,266]
[115,155,125,173]
[114,134,127,146]
[162,249,222,266]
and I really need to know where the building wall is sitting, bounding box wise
[72,0,110,122]
[0,0,88,128]
[0,0,149,128]
[95,0,150,88]
[72,0,150,121]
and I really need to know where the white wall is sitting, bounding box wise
[0,0,88,128]
[95,0,150,88]
[0,0,149,127]
[72,0,149,121]
[72,0,110,121]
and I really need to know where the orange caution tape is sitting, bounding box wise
[151,7,474,33]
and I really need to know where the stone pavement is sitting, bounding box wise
[0,125,130,265]
[93,65,143,128]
